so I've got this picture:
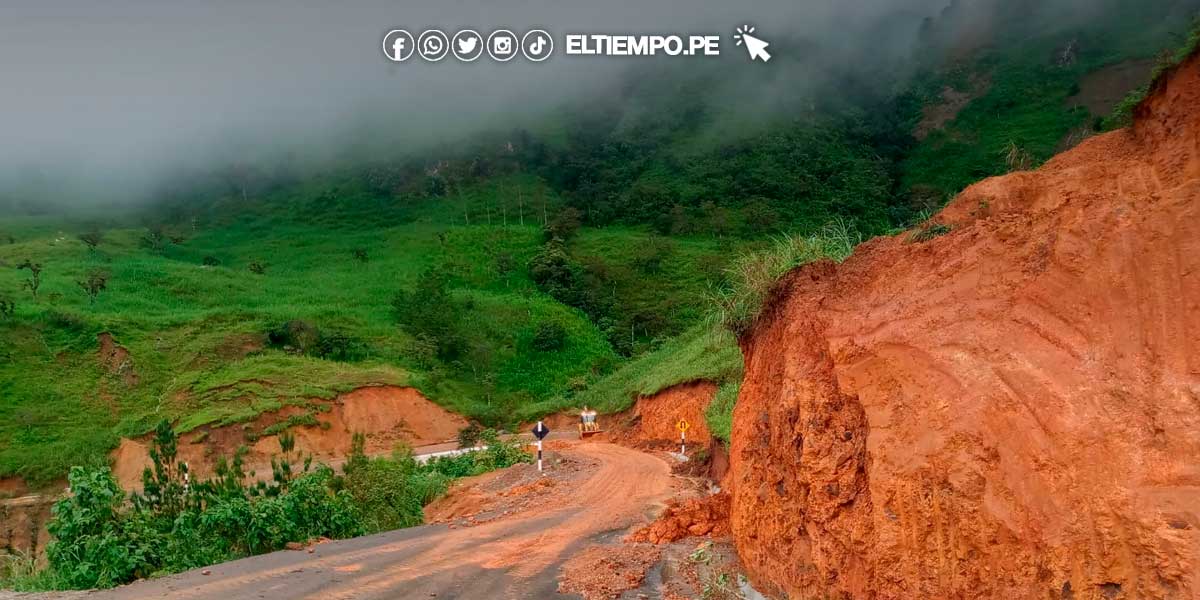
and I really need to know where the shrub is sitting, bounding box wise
[202,255,221,267]
[543,207,582,241]
[78,230,103,252]
[456,423,484,449]
[0,296,14,319]
[352,248,369,263]
[267,320,322,353]
[248,261,267,275]
[17,259,43,299]
[392,268,467,361]
[531,322,567,352]
[139,228,169,252]
[45,467,146,588]
[41,421,365,589]
[77,269,109,305]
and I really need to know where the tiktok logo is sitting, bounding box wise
[521,30,553,61]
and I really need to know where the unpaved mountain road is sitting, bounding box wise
[35,442,675,600]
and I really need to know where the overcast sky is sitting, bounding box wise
[0,0,1020,204]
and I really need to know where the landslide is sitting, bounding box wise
[607,381,717,446]
[111,385,467,489]
[729,52,1200,599]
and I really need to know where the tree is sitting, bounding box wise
[544,207,583,241]
[77,269,109,304]
[391,268,466,361]
[140,227,169,252]
[78,230,104,252]
[0,296,14,319]
[17,259,42,299]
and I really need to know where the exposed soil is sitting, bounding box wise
[558,543,663,600]
[628,492,730,545]
[110,385,469,489]
[97,332,138,387]
[0,495,53,559]
[605,381,717,447]
[729,52,1200,598]
[1068,58,1156,116]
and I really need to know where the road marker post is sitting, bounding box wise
[532,421,551,473]
[676,419,690,455]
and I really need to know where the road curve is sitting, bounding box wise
[82,442,673,600]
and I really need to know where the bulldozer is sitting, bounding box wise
[578,406,602,439]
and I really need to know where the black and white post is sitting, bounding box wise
[531,420,551,473]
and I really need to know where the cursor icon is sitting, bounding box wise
[734,24,771,62]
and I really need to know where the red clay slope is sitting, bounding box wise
[729,53,1200,599]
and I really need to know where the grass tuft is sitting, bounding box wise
[708,219,858,338]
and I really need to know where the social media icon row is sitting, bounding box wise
[383,29,553,63]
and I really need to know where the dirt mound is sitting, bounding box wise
[729,53,1200,599]
[0,495,54,558]
[111,385,468,489]
[558,543,663,600]
[628,492,730,545]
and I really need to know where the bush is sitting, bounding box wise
[392,268,467,361]
[457,423,484,449]
[531,322,567,352]
[266,320,368,361]
[40,421,364,589]
[46,467,147,588]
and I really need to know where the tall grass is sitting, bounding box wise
[709,219,858,338]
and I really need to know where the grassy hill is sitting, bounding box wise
[0,182,744,488]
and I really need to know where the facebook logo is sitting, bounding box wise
[383,30,415,62]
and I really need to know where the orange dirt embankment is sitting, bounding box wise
[606,381,716,446]
[730,53,1200,599]
[112,385,468,489]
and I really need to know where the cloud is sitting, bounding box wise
[0,0,1128,207]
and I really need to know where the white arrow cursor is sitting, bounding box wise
[735,25,771,62]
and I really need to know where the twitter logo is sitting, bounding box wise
[452,30,483,61]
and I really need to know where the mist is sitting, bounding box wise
[0,0,1149,211]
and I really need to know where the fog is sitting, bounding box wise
[0,0,1145,209]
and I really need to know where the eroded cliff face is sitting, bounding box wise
[729,53,1200,599]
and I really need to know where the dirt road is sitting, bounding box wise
[70,442,674,600]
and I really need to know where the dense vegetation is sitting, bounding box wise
[0,423,528,590]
